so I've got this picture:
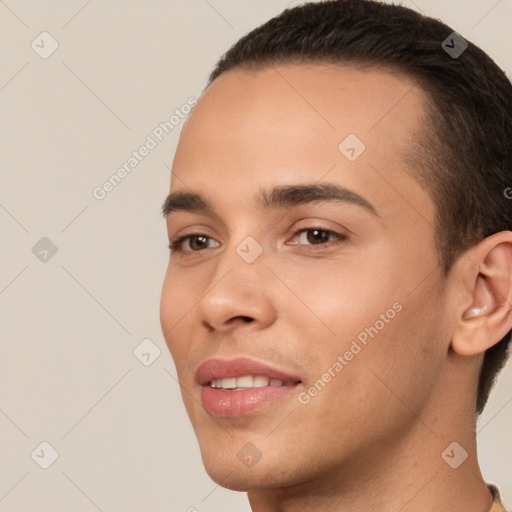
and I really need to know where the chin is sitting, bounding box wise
[203,463,286,492]
[199,445,309,492]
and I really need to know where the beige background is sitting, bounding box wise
[1,1,511,510]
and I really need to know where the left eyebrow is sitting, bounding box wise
[162,182,379,218]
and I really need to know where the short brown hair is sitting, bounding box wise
[207,0,512,415]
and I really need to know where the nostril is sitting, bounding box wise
[238,316,254,323]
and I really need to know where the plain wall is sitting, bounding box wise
[1,1,511,510]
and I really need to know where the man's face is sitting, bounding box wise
[161,64,451,490]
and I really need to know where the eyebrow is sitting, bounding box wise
[162,182,379,218]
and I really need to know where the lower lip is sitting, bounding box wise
[201,384,299,417]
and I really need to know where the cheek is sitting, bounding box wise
[272,260,404,414]
[159,269,174,338]
[160,267,196,362]
[284,251,443,406]
[292,299,442,459]
[279,254,399,349]
[348,280,447,417]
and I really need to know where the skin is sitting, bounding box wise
[160,63,512,511]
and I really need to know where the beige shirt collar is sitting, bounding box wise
[489,484,508,512]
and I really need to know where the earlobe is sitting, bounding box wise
[450,232,512,357]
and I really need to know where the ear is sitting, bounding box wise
[450,231,512,356]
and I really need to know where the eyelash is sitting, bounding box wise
[168,227,347,253]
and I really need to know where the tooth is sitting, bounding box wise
[221,377,237,389]
[210,376,289,389]
[253,376,270,387]
[236,375,254,388]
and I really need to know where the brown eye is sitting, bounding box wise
[169,233,220,252]
[188,235,210,250]
[305,229,331,244]
[290,228,347,247]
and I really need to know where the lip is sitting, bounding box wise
[196,357,302,417]
[196,357,301,385]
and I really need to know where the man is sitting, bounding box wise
[160,1,511,510]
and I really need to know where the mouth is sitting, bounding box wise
[196,357,302,417]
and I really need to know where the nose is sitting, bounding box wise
[195,250,278,333]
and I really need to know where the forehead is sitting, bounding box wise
[169,63,434,224]
[181,63,423,145]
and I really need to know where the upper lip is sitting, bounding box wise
[196,357,302,386]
